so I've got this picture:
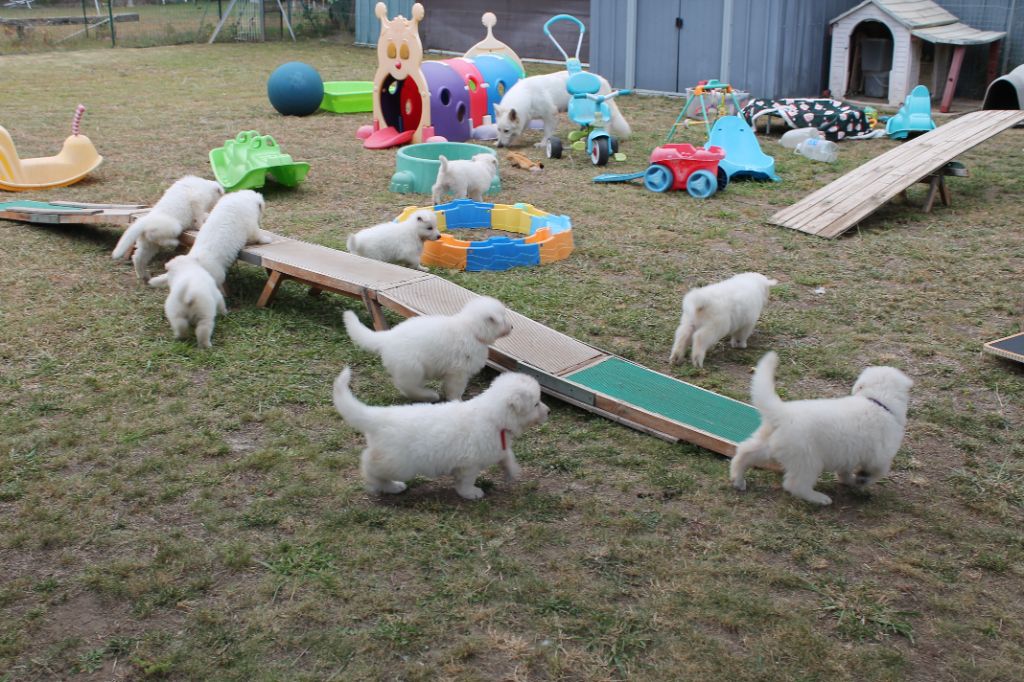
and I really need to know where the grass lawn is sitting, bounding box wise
[1,40,1023,681]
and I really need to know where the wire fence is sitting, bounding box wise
[0,0,355,51]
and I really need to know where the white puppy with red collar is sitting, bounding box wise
[731,352,913,505]
[333,367,549,500]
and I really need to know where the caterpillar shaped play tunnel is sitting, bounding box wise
[364,3,524,149]
[394,200,573,272]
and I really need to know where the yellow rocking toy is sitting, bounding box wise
[0,105,103,192]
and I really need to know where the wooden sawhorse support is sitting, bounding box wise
[899,161,969,213]
[256,267,390,331]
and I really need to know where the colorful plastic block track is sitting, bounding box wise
[395,199,573,272]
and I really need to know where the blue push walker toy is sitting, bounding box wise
[542,14,630,166]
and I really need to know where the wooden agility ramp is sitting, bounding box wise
[769,110,1024,238]
[2,201,761,456]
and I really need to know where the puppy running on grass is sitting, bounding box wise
[730,351,913,505]
[156,255,227,349]
[333,366,549,500]
[669,272,778,369]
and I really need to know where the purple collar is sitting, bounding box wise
[867,397,892,415]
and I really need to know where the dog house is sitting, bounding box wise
[984,64,1024,110]
[829,0,1005,111]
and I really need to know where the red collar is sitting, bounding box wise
[500,429,508,451]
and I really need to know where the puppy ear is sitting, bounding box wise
[508,108,518,123]
[493,104,505,119]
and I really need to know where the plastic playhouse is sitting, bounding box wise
[395,199,573,271]
[209,131,310,192]
[886,85,936,140]
[389,142,500,196]
[320,81,374,113]
[594,143,727,199]
[360,3,525,149]
[542,14,630,166]
[0,105,103,192]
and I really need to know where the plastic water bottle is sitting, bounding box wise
[795,138,839,163]
[779,127,823,149]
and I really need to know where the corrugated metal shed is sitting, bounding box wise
[590,0,855,100]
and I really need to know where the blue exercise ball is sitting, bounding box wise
[267,62,324,116]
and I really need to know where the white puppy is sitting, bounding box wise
[669,272,778,368]
[333,366,549,500]
[343,296,512,401]
[111,175,223,282]
[431,153,498,205]
[731,352,913,505]
[346,209,439,271]
[152,255,227,348]
[151,189,270,289]
[493,70,631,148]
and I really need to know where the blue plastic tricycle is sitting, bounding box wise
[542,14,630,166]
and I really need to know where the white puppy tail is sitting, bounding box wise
[111,219,147,259]
[343,310,385,354]
[332,366,371,431]
[750,352,784,422]
[346,233,358,254]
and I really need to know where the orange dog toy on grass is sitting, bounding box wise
[0,105,103,192]
[506,151,544,172]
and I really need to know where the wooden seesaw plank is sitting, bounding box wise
[769,110,1024,238]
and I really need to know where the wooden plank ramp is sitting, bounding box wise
[769,110,1024,238]
[3,205,762,457]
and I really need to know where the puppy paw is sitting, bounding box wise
[668,351,682,365]
[731,477,746,492]
[368,480,407,495]
[503,460,522,483]
[803,492,832,506]
[456,485,485,500]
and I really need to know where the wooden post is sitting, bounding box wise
[81,0,89,37]
[107,0,115,46]
[256,270,284,307]
[986,40,1002,91]
[940,45,966,113]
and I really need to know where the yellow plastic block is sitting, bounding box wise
[489,204,530,233]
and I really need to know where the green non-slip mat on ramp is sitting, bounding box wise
[565,357,761,445]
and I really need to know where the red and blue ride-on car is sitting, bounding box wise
[594,143,728,199]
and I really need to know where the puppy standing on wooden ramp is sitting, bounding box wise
[346,209,439,271]
[431,153,499,205]
[150,189,270,291]
[111,175,223,283]
[669,272,778,368]
[333,366,549,500]
[731,352,913,506]
[155,255,227,348]
[343,296,513,401]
